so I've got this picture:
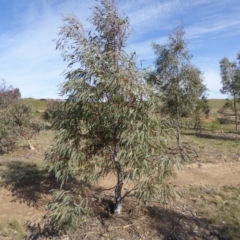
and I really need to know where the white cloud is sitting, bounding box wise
[187,19,240,40]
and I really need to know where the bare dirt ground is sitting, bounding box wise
[173,162,240,186]
[0,131,240,239]
[96,162,240,189]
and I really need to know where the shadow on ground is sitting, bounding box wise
[57,195,239,240]
[1,161,239,239]
[182,131,240,141]
[146,205,237,240]
[0,160,59,208]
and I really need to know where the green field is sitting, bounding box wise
[23,98,227,111]
[208,99,226,110]
[22,98,49,111]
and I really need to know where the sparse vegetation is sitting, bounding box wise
[188,185,240,239]
[150,26,207,146]
[220,54,240,131]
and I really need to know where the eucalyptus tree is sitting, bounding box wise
[45,0,178,229]
[220,55,240,131]
[193,84,210,132]
[150,27,205,146]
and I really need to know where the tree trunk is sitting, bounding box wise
[114,159,123,214]
[176,77,182,147]
[194,110,202,134]
[233,96,238,131]
[113,137,123,214]
[176,110,181,147]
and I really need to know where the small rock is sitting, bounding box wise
[61,236,70,240]
[191,212,197,217]
[211,229,219,236]
[204,187,212,194]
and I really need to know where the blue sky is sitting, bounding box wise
[0,0,239,99]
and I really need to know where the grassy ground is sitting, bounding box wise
[187,185,240,239]
[0,218,26,239]
[208,99,226,110]
[183,98,238,133]
[189,120,237,133]
[22,98,49,112]
[182,132,240,151]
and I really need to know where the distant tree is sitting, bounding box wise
[0,80,41,153]
[8,102,42,150]
[218,99,236,124]
[0,79,21,109]
[45,0,180,230]
[220,55,240,131]
[150,27,205,146]
[0,109,17,153]
[193,85,210,133]
[0,80,21,153]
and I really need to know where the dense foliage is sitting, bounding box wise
[42,100,65,124]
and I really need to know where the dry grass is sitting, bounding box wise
[0,218,26,239]
[187,185,240,240]
[208,99,226,110]
[0,130,54,160]
[182,131,240,151]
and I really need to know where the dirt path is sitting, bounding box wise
[173,162,240,186]
[96,162,240,189]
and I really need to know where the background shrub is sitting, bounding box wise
[42,100,65,123]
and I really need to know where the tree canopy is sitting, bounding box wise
[220,54,240,131]
[149,27,206,146]
[45,0,181,230]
